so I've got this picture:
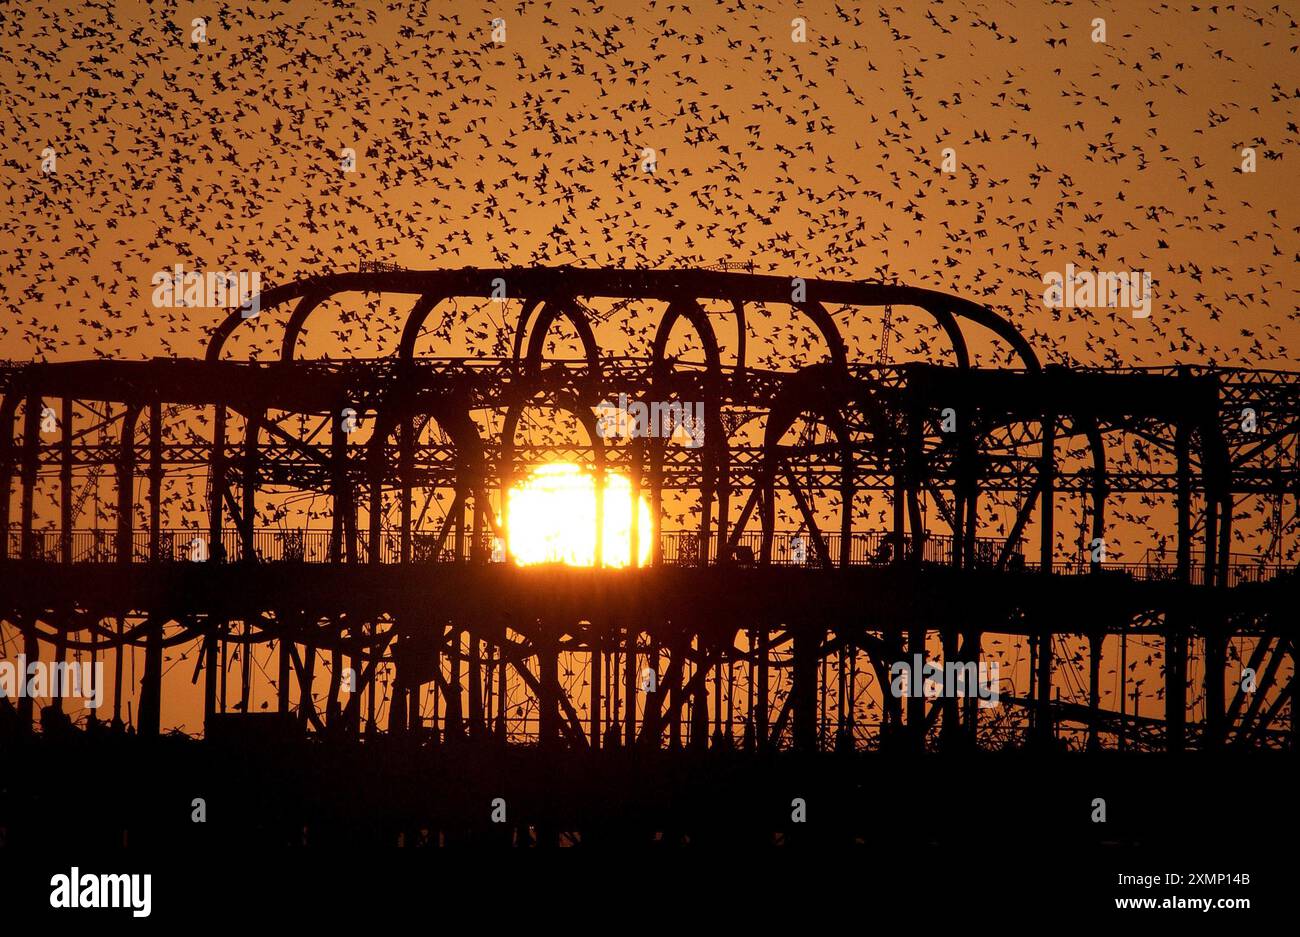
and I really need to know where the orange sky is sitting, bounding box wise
[0,0,1295,369]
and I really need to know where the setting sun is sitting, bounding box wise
[505,463,653,567]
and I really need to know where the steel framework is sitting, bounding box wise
[1,266,1297,753]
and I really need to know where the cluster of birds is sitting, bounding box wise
[0,0,1296,545]
[0,0,1293,369]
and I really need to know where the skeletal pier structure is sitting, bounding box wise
[1,267,1296,753]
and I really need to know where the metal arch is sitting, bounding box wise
[756,364,859,568]
[397,293,453,361]
[521,297,602,375]
[498,384,609,562]
[915,293,1038,372]
[279,291,330,362]
[652,298,724,376]
[648,297,728,564]
[509,297,549,369]
[644,361,730,568]
[729,299,748,379]
[923,305,971,370]
[499,384,606,472]
[792,300,850,372]
[205,267,1037,371]
[206,282,317,362]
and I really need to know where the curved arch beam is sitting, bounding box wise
[793,301,849,372]
[510,297,548,368]
[397,293,451,362]
[499,385,607,562]
[752,365,859,567]
[522,298,601,374]
[205,268,1037,371]
[279,292,329,362]
[652,298,723,376]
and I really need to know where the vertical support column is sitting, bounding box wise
[20,395,40,560]
[115,406,139,565]
[1086,630,1102,751]
[277,618,291,715]
[642,636,662,749]
[453,491,465,562]
[835,643,849,749]
[1292,640,1299,753]
[60,398,73,564]
[54,398,75,720]
[1168,421,1192,753]
[1034,409,1057,746]
[141,400,166,736]
[839,443,853,568]
[940,628,960,749]
[668,634,683,750]
[496,622,507,741]
[241,410,259,562]
[791,625,817,753]
[624,625,637,747]
[589,624,601,749]
[1176,423,1191,581]
[113,618,125,730]
[468,626,484,738]
[1040,411,1056,573]
[905,402,925,564]
[713,643,725,747]
[298,640,316,731]
[368,416,384,566]
[399,413,412,564]
[409,674,421,732]
[388,654,408,734]
[758,484,774,567]
[203,632,217,730]
[952,427,966,569]
[537,625,559,749]
[112,403,160,739]
[757,626,770,751]
[0,394,19,562]
[473,493,487,564]
[209,402,227,562]
[690,639,708,749]
[891,455,905,567]
[699,460,713,568]
[1035,626,1054,747]
[1205,417,1232,747]
[1204,624,1226,748]
[717,452,731,566]
[149,401,162,562]
[962,631,982,747]
[907,625,926,750]
[443,624,461,739]
[19,626,39,732]
[329,405,347,566]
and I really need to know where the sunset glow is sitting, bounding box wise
[505,463,653,567]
